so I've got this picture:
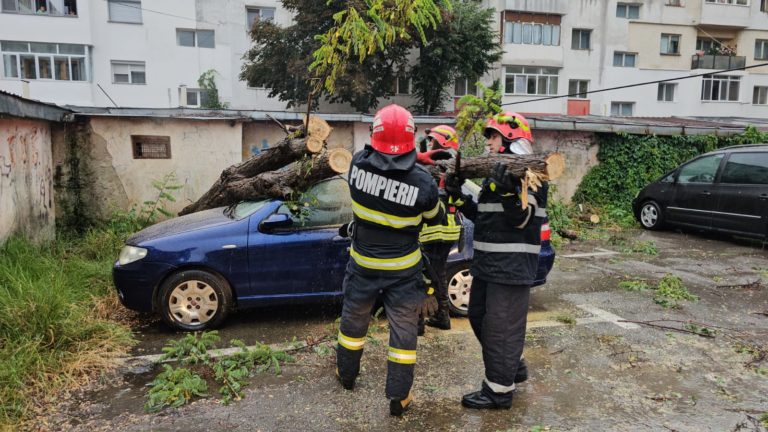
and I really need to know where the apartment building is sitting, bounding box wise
[2,0,768,116]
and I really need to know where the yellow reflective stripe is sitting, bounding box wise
[350,247,422,271]
[387,347,417,364]
[338,331,366,351]
[419,231,461,243]
[422,201,442,219]
[351,199,422,228]
[420,225,460,235]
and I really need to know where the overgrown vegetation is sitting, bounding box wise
[197,69,228,109]
[619,279,652,292]
[146,331,293,411]
[1,173,183,428]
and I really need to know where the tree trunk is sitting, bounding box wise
[430,152,564,181]
[179,116,339,215]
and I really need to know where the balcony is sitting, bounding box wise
[691,54,745,70]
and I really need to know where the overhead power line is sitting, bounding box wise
[502,62,768,106]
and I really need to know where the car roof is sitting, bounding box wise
[707,143,768,155]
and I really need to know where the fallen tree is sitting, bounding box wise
[179,116,350,215]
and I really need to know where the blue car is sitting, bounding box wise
[113,177,555,331]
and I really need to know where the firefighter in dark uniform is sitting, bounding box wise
[415,125,463,331]
[336,104,445,416]
[444,112,547,409]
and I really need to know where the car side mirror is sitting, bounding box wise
[260,213,293,231]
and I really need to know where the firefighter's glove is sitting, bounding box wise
[416,149,452,166]
[490,162,519,194]
[338,221,355,238]
[420,282,439,317]
[443,173,464,202]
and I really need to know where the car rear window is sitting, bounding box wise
[721,152,768,185]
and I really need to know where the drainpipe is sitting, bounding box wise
[179,85,187,107]
[21,80,30,98]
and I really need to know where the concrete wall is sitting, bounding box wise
[533,130,599,202]
[0,119,55,244]
[79,117,242,219]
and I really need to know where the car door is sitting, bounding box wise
[712,151,768,237]
[666,154,724,229]
[246,178,352,302]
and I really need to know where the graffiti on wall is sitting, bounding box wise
[250,138,271,156]
[0,121,54,241]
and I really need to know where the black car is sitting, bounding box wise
[632,144,768,239]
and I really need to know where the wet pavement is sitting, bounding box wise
[46,229,768,431]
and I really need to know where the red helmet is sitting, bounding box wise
[484,112,533,142]
[370,104,416,155]
[427,125,460,150]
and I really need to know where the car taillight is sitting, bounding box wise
[541,223,551,241]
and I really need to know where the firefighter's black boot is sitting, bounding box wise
[336,368,355,390]
[514,358,528,383]
[426,301,451,330]
[389,391,413,416]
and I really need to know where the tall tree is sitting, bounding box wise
[410,1,502,114]
[241,0,413,112]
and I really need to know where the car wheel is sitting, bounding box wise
[158,269,232,331]
[446,262,472,317]
[639,200,664,230]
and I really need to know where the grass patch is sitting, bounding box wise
[0,234,135,428]
[555,314,576,325]
[654,274,698,309]
[619,279,652,292]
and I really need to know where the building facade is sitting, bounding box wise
[2,0,768,116]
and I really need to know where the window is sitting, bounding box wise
[132,136,171,159]
[613,51,637,67]
[246,7,275,28]
[610,102,634,116]
[701,74,740,101]
[454,77,477,97]
[616,3,640,18]
[176,29,215,48]
[396,76,410,95]
[721,153,768,185]
[502,12,561,46]
[678,155,723,184]
[697,38,715,54]
[660,34,681,55]
[2,0,77,15]
[111,61,145,84]
[186,89,200,107]
[277,178,353,228]
[704,0,748,4]
[657,83,676,102]
[504,66,559,95]
[572,29,591,50]
[667,0,683,6]
[1,41,88,81]
[762,0,768,11]
[568,80,589,98]
[108,0,141,23]
[755,39,768,60]
[753,86,768,104]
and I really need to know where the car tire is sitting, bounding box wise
[638,200,664,230]
[158,269,233,331]
[446,262,472,317]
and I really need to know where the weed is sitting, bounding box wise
[159,331,220,365]
[555,314,576,325]
[147,335,293,411]
[630,240,658,255]
[654,274,698,309]
[761,413,768,428]
[313,344,332,357]
[145,365,208,412]
[619,279,651,292]
[684,323,717,337]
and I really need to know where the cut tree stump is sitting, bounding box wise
[179,116,342,215]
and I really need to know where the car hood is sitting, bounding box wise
[127,207,234,245]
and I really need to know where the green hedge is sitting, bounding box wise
[572,126,768,210]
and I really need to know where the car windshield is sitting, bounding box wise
[226,200,269,220]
